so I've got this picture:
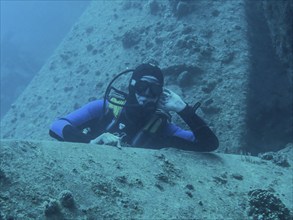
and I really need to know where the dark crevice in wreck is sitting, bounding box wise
[244,0,293,155]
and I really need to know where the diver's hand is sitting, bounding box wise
[90,132,121,149]
[158,88,187,113]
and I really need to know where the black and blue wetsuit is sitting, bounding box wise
[49,100,219,152]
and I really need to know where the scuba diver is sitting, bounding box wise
[49,63,219,152]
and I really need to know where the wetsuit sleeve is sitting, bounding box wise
[163,105,219,152]
[49,100,105,143]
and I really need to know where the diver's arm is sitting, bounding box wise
[177,104,219,151]
[51,124,92,143]
[159,89,218,151]
[49,100,104,143]
[49,118,94,143]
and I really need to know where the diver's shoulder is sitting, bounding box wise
[86,99,105,108]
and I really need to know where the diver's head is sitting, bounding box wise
[128,63,164,107]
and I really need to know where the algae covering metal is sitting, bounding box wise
[0,140,292,219]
